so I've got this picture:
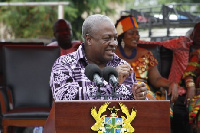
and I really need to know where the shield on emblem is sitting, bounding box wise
[104,117,123,133]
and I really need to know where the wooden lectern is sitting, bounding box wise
[43,100,170,133]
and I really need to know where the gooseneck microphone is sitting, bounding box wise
[103,66,119,88]
[85,64,104,87]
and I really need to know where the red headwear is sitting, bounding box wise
[116,16,138,36]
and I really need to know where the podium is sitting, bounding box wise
[43,100,170,133]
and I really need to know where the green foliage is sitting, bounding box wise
[0,0,125,40]
[0,5,57,38]
[65,0,124,40]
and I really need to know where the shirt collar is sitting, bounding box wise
[76,43,89,65]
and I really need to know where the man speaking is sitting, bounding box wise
[50,14,147,100]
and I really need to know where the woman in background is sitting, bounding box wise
[115,15,178,102]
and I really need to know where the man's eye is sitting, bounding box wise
[103,38,111,41]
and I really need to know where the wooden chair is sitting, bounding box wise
[0,45,59,133]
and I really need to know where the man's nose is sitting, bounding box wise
[110,39,118,46]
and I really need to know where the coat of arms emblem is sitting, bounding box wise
[91,102,137,133]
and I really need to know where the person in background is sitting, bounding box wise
[182,48,200,132]
[31,19,82,133]
[115,15,178,102]
[50,14,147,101]
[172,22,200,133]
[139,28,193,84]
[47,19,81,55]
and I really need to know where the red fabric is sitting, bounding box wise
[184,55,199,72]
[139,36,193,83]
[183,49,200,88]
[183,49,200,123]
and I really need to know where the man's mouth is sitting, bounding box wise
[106,49,115,55]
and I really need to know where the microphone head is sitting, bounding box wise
[103,66,118,82]
[85,64,102,81]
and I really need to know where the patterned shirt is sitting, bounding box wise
[50,43,137,100]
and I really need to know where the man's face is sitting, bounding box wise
[54,21,73,49]
[193,23,200,45]
[88,21,118,63]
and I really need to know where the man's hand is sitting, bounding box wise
[116,64,133,84]
[132,82,147,100]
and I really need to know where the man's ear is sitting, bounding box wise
[85,34,92,45]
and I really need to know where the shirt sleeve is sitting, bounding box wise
[50,56,80,100]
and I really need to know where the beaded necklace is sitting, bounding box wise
[119,45,137,59]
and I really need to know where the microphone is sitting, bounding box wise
[85,64,104,87]
[103,66,119,87]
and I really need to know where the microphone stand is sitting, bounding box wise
[89,84,102,100]
[96,86,101,99]
[89,84,122,100]
[111,85,122,100]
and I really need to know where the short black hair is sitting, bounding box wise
[53,19,72,33]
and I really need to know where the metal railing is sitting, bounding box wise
[121,3,200,37]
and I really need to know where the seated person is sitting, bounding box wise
[172,22,200,133]
[50,14,147,100]
[115,15,178,102]
[183,48,200,123]
[47,19,81,55]
[174,48,200,133]
[139,28,193,84]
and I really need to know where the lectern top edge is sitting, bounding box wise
[55,100,170,103]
